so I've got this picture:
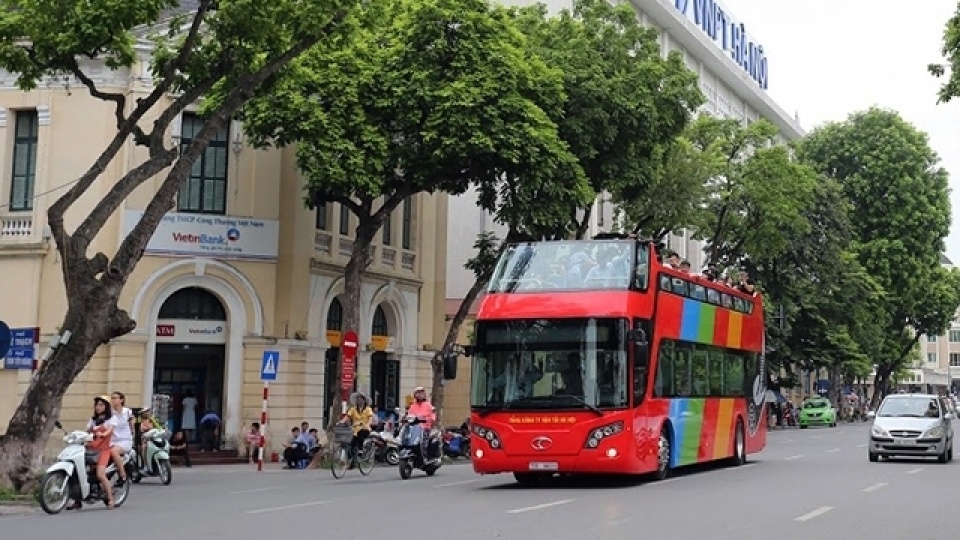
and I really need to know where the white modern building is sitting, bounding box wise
[446,0,805,300]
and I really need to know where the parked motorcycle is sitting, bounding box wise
[367,430,400,465]
[131,427,172,485]
[38,421,133,515]
[442,427,471,460]
[397,415,442,479]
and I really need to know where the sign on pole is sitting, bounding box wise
[3,327,38,370]
[260,350,280,381]
[340,330,358,401]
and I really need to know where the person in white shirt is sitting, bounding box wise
[108,391,133,483]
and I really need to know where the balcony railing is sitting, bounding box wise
[0,214,35,242]
[314,233,418,275]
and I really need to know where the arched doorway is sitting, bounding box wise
[154,287,227,442]
[370,304,400,417]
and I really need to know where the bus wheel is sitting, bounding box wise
[730,421,746,466]
[653,430,671,481]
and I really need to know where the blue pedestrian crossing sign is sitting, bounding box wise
[260,350,280,381]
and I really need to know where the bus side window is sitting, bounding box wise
[654,340,675,397]
[724,353,745,396]
[708,350,724,395]
[706,289,720,305]
[690,348,708,396]
[673,348,691,397]
[691,285,707,301]
[660,276,671,291]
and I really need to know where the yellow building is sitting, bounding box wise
[0,53,448,455]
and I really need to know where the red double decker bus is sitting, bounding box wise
[468,237,767,484]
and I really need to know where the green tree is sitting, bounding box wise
[612,116,721,240]
[0,0,354,491]
[797,107,960,407]
[929,2,960,103]
[242,0,583,428]
[510,0,703,239]
[690,116,818,268]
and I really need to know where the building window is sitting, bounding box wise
[927,353,938,364]
[928,334,938,343]
[951,353,960,368]
[315,204,327,231]
[177,113,228,214]
[372,305,388,335]
[950,330,960,343]
[382,211,392,246]
[9,110,39,212]
[158,287,226,320]
[326,298,343,332]
[401,197,413,250]
[339,203,350,235]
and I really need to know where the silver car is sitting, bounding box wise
[866,393,954,463]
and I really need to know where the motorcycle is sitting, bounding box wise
[367,429,400,466]
[442,427,471,460]
[131,427,173,485]
[128,408,172,485]
[38,421,133,515]
[397,415,442,479]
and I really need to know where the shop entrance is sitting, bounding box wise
[153,287,228,442]
[370,351,400,417]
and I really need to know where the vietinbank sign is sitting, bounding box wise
[673,0,768,90]
[122,210,279,260]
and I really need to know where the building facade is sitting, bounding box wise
[0,48,448,454]
[918,254,959,395]
[444,0,805,411]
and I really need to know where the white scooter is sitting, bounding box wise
[38,421,133,514]
[131,427,172,485]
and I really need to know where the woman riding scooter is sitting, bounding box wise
[68,396,115,510]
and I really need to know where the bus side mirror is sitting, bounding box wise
[443,353,458,380]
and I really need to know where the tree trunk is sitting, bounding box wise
[870,366,892,410]
[0,272,131,491]
[430,272,493,431]
[326,225,377,432]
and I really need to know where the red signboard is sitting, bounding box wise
[340,330,358,401]
[156,324,175,337]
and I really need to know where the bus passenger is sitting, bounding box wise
[558,353,584,396]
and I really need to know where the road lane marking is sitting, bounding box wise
[795,506,833,522]
[434,479,483,488]
[229,486,286,495]
[506,499,575,514]
[826,448,841,453]
[856,444,867,448]
[862,482,887,493]
[811,435,822,439]
[245,501,332,514]
[784,454,804,461]
[906,467,924,475]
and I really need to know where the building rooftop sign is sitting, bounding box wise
[673,0,768,90]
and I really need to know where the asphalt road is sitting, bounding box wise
[3,421,957,540]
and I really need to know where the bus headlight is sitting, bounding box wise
[584,421,624,449]
[472,424,502,450]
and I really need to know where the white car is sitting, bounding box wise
[866,393,955,463]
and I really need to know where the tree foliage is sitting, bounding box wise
[0,0,355,491]
[797,107,960,404]
[510,0,703,238]
[243,0,586,428]
[687,116,818,268]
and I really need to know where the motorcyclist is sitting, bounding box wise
[406,387,440,459]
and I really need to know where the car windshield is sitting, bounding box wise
[804,400,829,410]
[470,317,629,410]
[877,397,941,418]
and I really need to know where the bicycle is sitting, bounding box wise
[330,425,376,479]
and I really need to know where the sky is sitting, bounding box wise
[719,0,960,263]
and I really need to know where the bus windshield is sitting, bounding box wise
[470,318,629,411]
[487,240,646,293]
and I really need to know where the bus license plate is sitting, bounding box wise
[529,462,558,471]
[894,438,916,446]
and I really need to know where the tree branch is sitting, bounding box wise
[108,26,343,279]
[65,58,150,146]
